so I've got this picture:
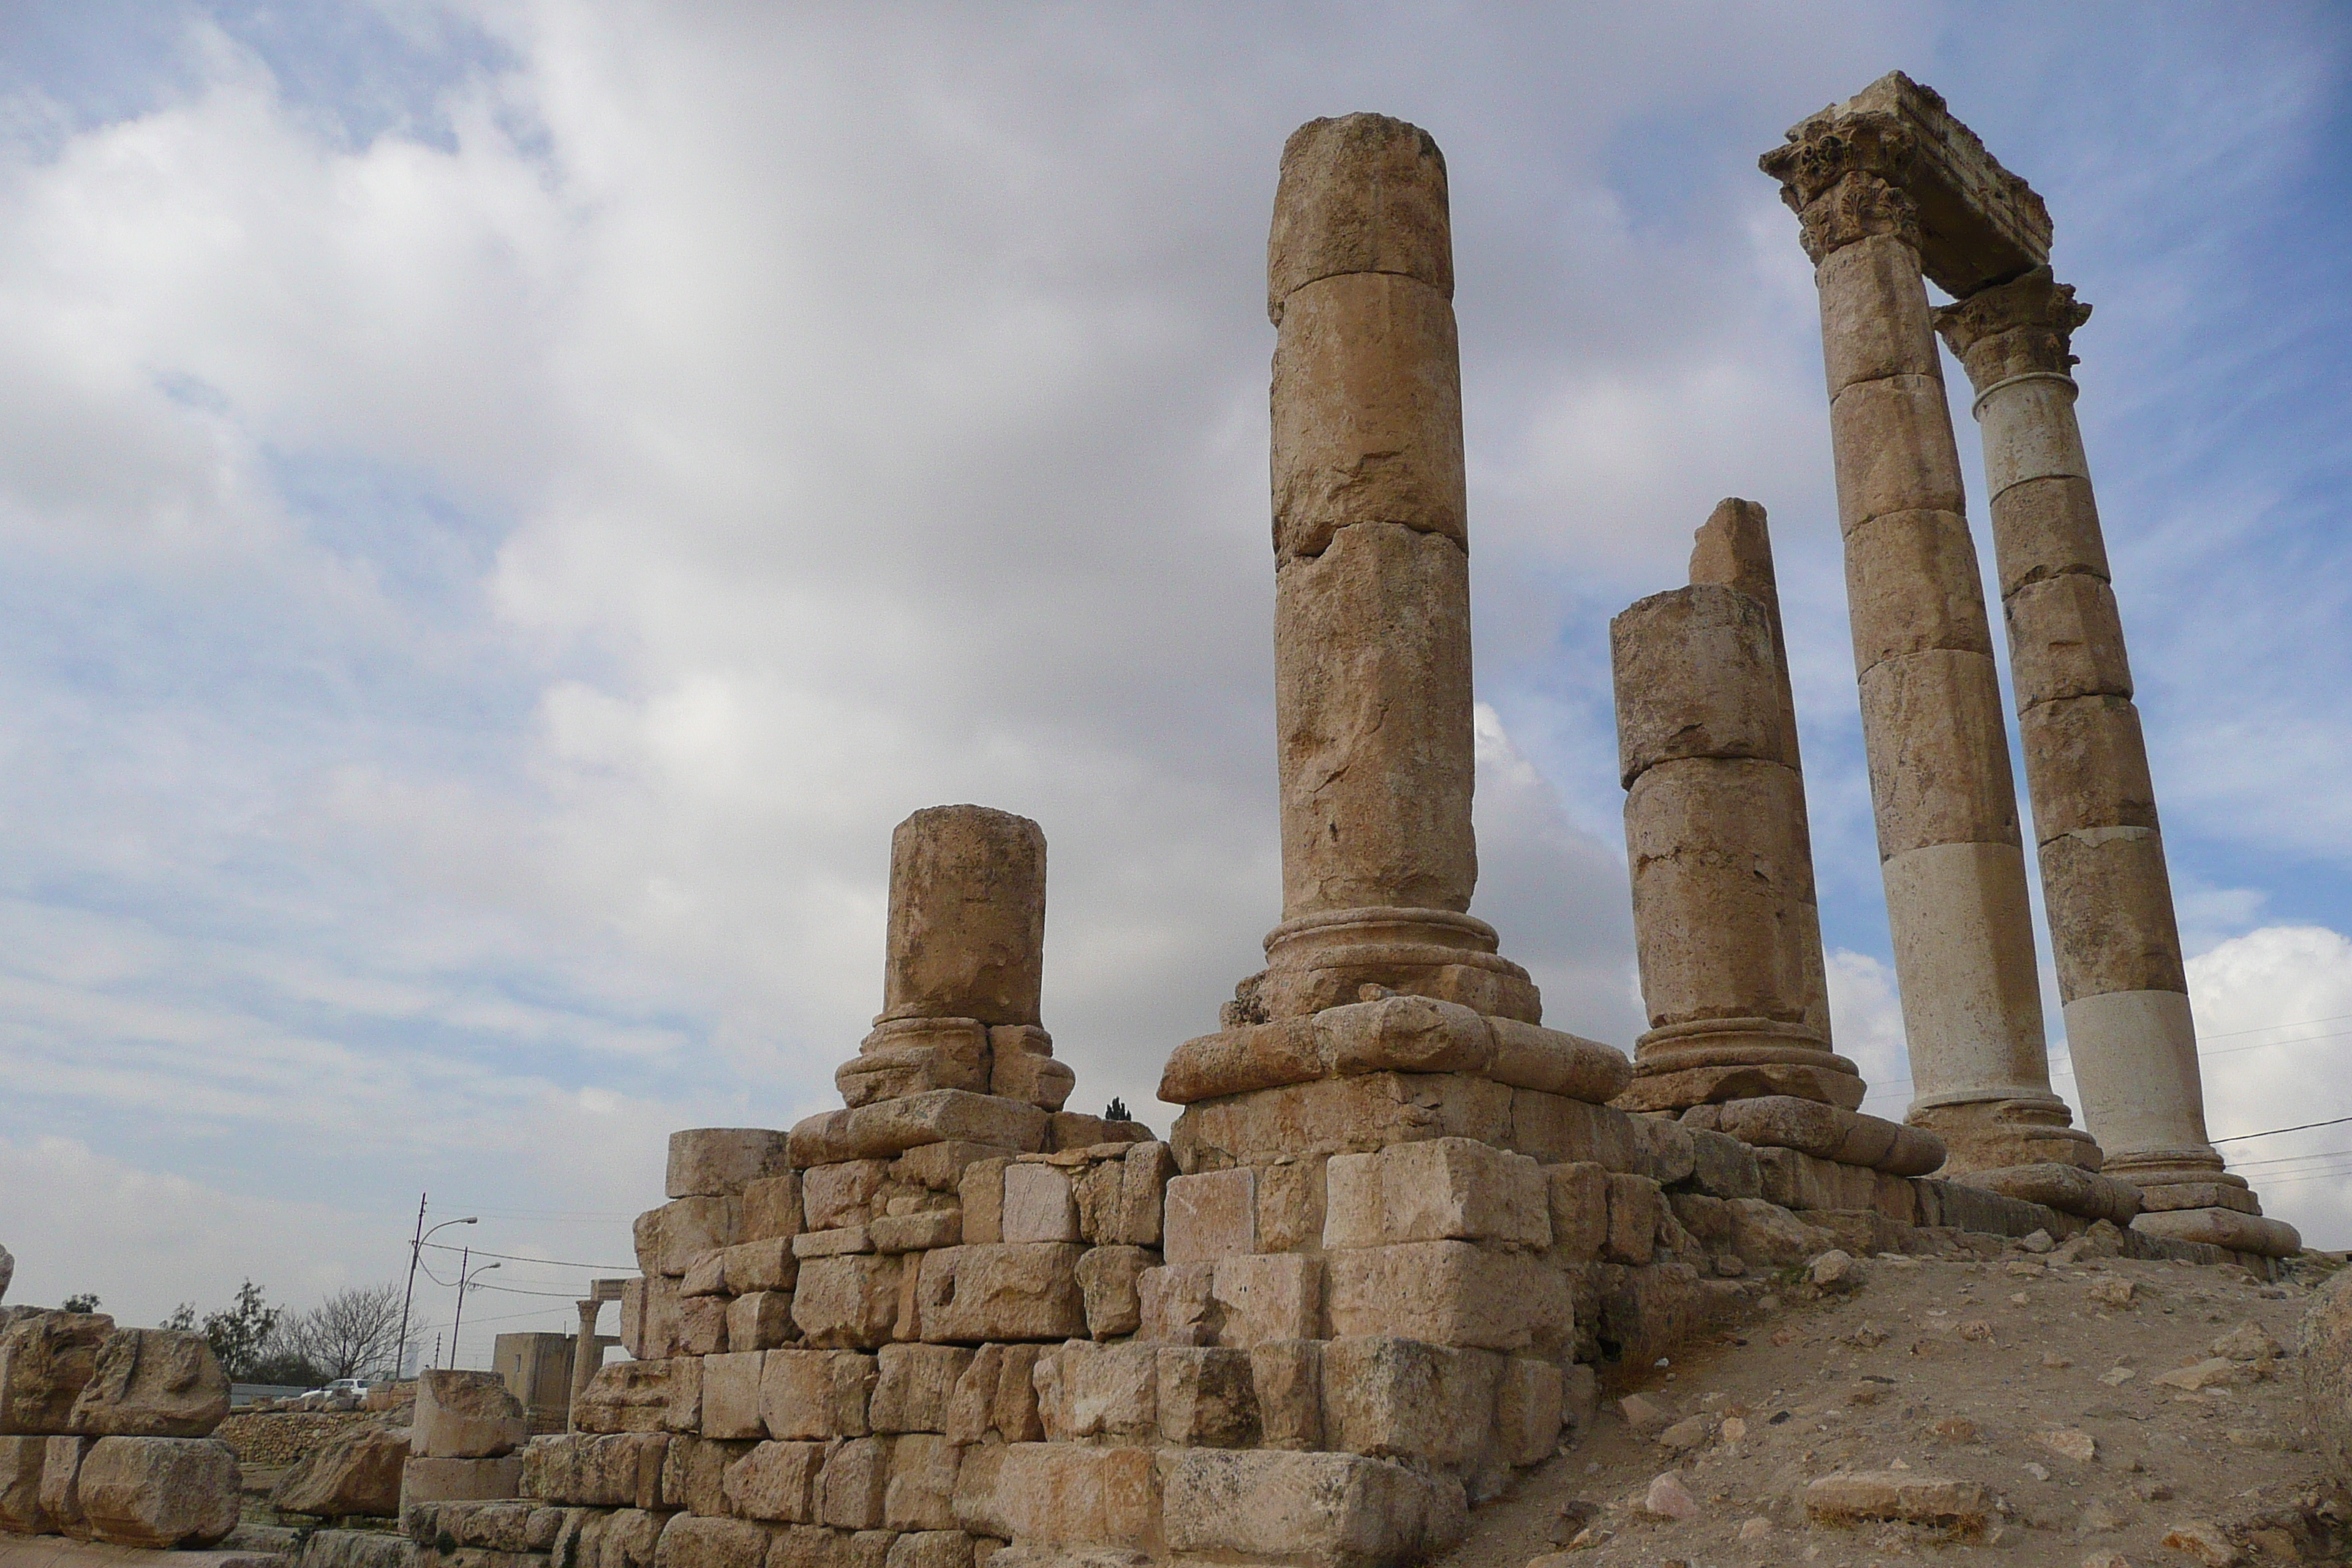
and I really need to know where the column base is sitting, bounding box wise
[1251,906,1542,1023]
[1907,1094,2103,1173]
[1622,1019,1865,1112]
[1160,992,1630,1107]
[2133,1207,2302,1259]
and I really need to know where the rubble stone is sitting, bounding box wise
[67,1330,227,1438]
[271,1424,408,1517]
[415,1369,529,1459]
[0,1311,113,1434]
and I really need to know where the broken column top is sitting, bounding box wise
[881,804,1047,1027]
[1267,111,1451,321]
[1760,70,2051,298]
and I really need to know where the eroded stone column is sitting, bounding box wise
[1254,113,1537,1024]
[1613,500,1863,1112]
[1761,105,2097,1173]
[834,804,1074,1115]
[566,1299,601,1432]
[1937,270,2297,1255]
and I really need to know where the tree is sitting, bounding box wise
[200,1280,281,1381]
[160,1304,197,1333]
[61,1293,100,1313]
[278,1284,404,1381]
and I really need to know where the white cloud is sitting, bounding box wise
[0,3,2342,1321]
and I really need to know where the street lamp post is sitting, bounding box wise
[450,1254,500,1371]
[394,1202,477,1382]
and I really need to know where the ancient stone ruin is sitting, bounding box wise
[0,73,2318,1568]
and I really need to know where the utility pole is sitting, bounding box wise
[451,1251,498,1371]
[396,1201,478,1382]
[393,1193,426,1382]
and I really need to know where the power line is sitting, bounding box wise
[2213,1115,2352,1145]
[420,1241,636,1272]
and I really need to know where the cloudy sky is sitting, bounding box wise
[1,2,2346,1358]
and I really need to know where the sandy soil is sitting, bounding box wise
[1438,1243,2345,1568]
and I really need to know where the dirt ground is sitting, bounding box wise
[1439,1243,2347,1568]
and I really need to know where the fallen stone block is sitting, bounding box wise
[78,1434,241,1548]
[2134,1207,2302,1258]
[0,1311,113,1434]
[415,1368,529,1458]
[67,1329,228,1437]
[1160,1447,1466,1568]
[271,1423,409,1517]
[1804,1470,1986,1533]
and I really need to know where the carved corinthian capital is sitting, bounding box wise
[1933,265,2093,390]
[1760,111,1923,262]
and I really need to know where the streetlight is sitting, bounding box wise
[394,1199,477,1382]
[449,1253,500,1370]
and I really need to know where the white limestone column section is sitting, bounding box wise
[1759,131,2096,1173]
[1937,271,2294,1251]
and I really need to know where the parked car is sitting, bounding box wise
[298,1378,369,1411]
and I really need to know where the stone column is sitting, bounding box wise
[1613,500,1863,1112]
[1936,271,2296,1254]
[1760,114,2097,1173]
[836,804,1074,1114]
[1255,112,1537,1025]
[566,1300,601,1432]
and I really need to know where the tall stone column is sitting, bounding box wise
[1252,113,1537,1025]
[1613,500,1863,1112]
[1760,104,2097,1175]
[1936,271,2298,1256]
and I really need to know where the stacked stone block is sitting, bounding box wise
[0,1310,241,1549]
